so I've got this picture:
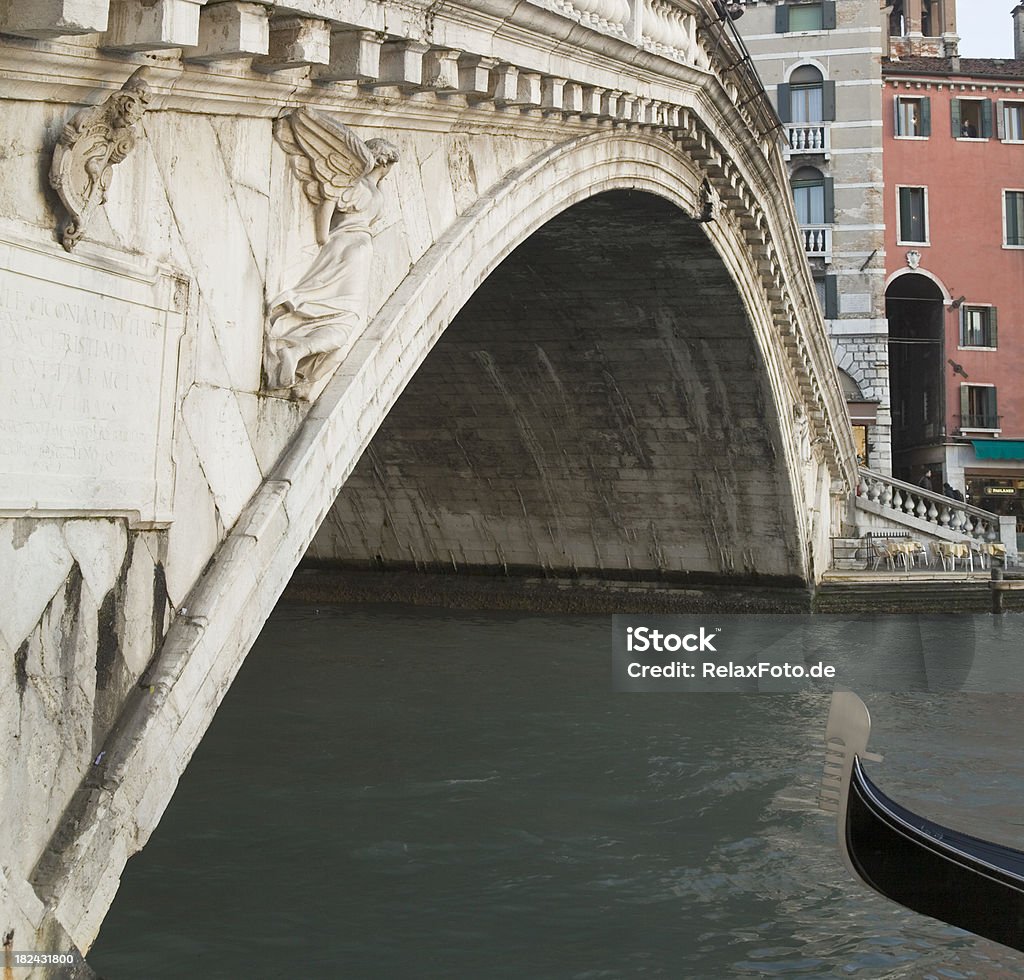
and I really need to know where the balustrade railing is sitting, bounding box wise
[801,224,831,256]
[553,0,631,32]
[642,0,698,60]
[538,0,709,66]
[857,467,1001,542]
[785,123,830,155]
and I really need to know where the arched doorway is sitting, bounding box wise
[886,272,945,481]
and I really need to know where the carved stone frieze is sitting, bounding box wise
[49,68,151,252]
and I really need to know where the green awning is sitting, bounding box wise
[972,440,1024,460]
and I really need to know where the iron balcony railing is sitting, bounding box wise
[958,413,1002,431]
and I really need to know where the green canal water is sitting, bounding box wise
[88,605,1024,978]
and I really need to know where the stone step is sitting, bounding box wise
[814,578,1015,614]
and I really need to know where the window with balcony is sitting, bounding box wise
[960,306,997,349]
[897,186,928,244]
[792,167,833,255]
[775,2,836,32]
[790,65,823,122]
[894,96,930,138]
[792,167,826,222]
[1005,190,1024,247]
[960,385,999,431]
[778,66,836,153]
[999,101,1024,142]
[951,98,993,139]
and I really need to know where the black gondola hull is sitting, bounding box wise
[846,756,1024,952]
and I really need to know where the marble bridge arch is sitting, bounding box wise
[311,180,811,585]
[0,0,857,966]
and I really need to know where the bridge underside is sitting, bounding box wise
[309,192,804,586]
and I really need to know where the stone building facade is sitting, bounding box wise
[736,0,895,474]
[734,0,964,476]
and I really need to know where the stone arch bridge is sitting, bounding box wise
[0,0,855,965]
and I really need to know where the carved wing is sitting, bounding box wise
[274,108,376,208]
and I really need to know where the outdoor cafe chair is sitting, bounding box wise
[868,537,897,571]
[935,540,973,572]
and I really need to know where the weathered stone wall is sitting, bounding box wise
[310,192,803,582]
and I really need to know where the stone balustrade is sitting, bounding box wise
[550,0,632,34]
[801,224,832,257]
[857,467,1002,542]
[785,122,830,155]
[643,0,702,63]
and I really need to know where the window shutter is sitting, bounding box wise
[822,81,836,121]
[1008,191,1021,245]
[959,304,965,346]
[824,275,839,319]
[920,97,931,136]
[997,100,1006,140]
[950,98,961,137]
[991,307,998,349]
[822,1,837,29]
[777,83,791,123]
[894,96,902,136]
[898,187,916,240]
[776,5,789,32]
[981,98,994,138]
[823,176,835,223]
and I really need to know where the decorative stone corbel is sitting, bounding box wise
[49,68,151,252]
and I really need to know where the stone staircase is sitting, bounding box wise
[841,466,1018,568]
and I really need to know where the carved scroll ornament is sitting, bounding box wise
[265,108,399,399]
[49,68,151,252]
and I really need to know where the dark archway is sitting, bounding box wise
[887,273,945,478]
[308,191,803,586]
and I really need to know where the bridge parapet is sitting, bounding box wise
[0,0,854,482]
[0,0,769,142]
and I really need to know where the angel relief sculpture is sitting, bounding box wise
[265,108,400,397]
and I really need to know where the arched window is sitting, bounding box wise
[789,65,824,123]
[791,166,825,225]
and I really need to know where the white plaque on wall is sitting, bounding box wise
[0,238,185,526]
[839,292,872,315]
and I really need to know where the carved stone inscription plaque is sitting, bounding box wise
[0,239,184,525]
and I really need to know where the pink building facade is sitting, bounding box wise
[883,52,1024,525]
